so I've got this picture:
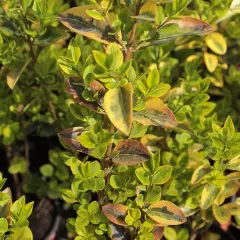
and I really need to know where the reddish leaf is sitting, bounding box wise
[112,139,150,165]
[102,204,128,226]
[153,225,164,239]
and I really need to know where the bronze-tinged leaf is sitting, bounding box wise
[201,184,221,210]
[58,127,89,153]
[7,59,31,89]
[166,16,214,35]
[133,98,177,128]
[102,204,128,226]
[223,180,240,199]
[67,78,104,113]
[112,139,150,165]
[58,6,115,44]
[147,200,187,226]
[103,83,133,136]
[110,224,129,240]
[153,225,164,239]
[89,80,106,100]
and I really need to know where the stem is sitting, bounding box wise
[27,36,36,63]
[42,86,61,131]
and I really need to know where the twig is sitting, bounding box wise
[42,86,61,131]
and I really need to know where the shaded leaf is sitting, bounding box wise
[133,98,177,128]
[224,202,240,215]
[7,59,31,89]
[34,27,67,46]
[102,204,128,226]
[152,225,164,239]
[58,127,89,153]
[112,139,149,165]
[110,223,129,240]
[147,200,187,225]
[103,83,133,135]
[59,6,115,44]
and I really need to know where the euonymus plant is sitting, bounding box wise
[1,0,240,239]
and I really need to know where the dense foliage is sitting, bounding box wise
[1,0,240,239]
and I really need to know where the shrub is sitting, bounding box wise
[1,0,240,240]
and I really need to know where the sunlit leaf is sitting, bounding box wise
[59,6,115,44]
[112,139,149,165]
[230,0,240,13]
[201,184,221,210]
[205,32,227,55]
[212,204,231,224]
[147,200,187,225]
[103,83,133,135]
[102,204,128,226]
[133,98,177,128]
[204,53,218,73]
[7,59,31,89]
[191,165,212,184]
[226,156,240,171]
[224,202,240,215]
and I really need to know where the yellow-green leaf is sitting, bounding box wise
[133,98,177,128]
[191,165,212,184]
[85,9,104,20]
[147,200,187,226]
[112,139,149,165]
[147,68,160,88]
[224,202,240,215]
[103,83,133,135]
[102,204,128,226]
[226,157,240,171]
[7,59,31,89]
[201,184,221,210]
[204,53,218,73]
[205,32,227,55]
[212,204,231,224]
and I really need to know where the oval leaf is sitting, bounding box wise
[212,204,231,224]
[152,165,172,185]
[103,83,133,135]
[226,157,240,171]
[152,225,164,239]
[59,6,115,44]
[102,204,128,226]
[201,184,221,210]
[147,200,187,226]
[204,53,218,73]
[133,98,177,128]
[205,32,227,55]
[191,165,212,184]
[112,139,149,165]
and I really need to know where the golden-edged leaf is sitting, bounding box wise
[191,165,212,184]
[7,59,31,89]
[141,134,163,152]
[103,83,133,135]
[133,98,177,128]
[223,180,240,199]
[58,6,115,44]
[205,32,227,55]
[147,200,187,226]
[112,139,149,165]
[227,172,240,180]
[201,184,221,210]
[223,202,240,215]
[102,204,128,226]
[212,204,231,224]
[204,53,218,73]
[226,156,240,171]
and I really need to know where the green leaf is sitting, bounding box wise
[8,227,33,240]
[112,140,150,165]
[129,122,148,139]
[106,43,124,71]
[178,228,189,240]
[145,186,161,204]
[59,6,115,44]
[77,131,97,149]
[212,204,231,224]
[92,50,107,69]
[40,164,54,177]
[0,218,8,234]
[152,165,172,185]
[88,201,100,215]
[8,157,27,174]
[147,200,186,225]
[7,59,31,89]
[164,227,177,240]
[103,83,133,136]
[11,196,25,217]
[204,53,218,73]
[85,9,104,21]
[19,202,34,219]
[191,165,212,184]
[226,157,240,171]
[148,83,170,97]
[201,184,221,210]
[147,68,160,88]
[135,167,150,185]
